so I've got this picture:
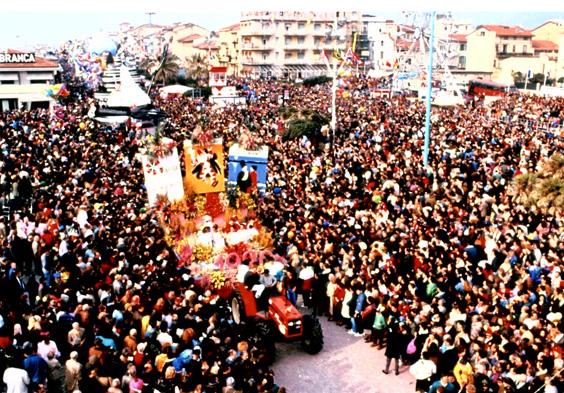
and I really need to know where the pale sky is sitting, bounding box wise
[1,0,563,49]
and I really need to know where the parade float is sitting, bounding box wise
[139,126,323,355]
[141,124,280,299]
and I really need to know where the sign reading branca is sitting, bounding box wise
[0,53,36,64]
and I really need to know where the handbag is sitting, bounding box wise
[406,338,417,355]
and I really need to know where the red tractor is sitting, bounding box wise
[230,282,323,357]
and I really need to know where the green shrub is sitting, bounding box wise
[302,75,331,87]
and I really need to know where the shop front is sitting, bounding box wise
[0,50,59,111]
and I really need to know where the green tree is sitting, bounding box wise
[280,106,329,141]
[185,54,209,86]
[140,52,181,85]
[512,71,524,85]
[512,153,564,215]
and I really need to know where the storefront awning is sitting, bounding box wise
[0,74,18,81]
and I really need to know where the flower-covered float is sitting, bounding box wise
[149,126,283,298]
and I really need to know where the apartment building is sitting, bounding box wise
[217,23,240,75]
[239,11,362,79]
[465,24,562,84]
[167,23,210,66]
[532,20,564,81]
[448,34,467,70]
[363,17,396,70]
[434,15,473,40]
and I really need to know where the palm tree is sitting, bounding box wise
[512,153,564,214]
[185,54,209,86]
[140,52,180,85]
[154,53,180,85]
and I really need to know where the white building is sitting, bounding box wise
[0,50,59,111]
[239,11,363,79]
[363,16,397,70]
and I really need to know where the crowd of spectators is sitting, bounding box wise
[0,62,563,393]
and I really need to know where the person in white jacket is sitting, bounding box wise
[3,358,30,393]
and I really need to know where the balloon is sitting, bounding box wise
[88,34,118,55]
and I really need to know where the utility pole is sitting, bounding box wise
[423,12,436,168]
[146,12,155,26]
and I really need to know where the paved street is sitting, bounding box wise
[273,315,415,393]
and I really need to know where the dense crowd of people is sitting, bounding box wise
[0,51,563,393]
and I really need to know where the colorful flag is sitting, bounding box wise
[393,59,399,69]
[344,48,362,65]
[332,49,344,62]
[320,49,331,69]
[386,61,391,67]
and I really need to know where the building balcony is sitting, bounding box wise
[240,30,275,36]
[283,30,309,36]
[311,30,329,36]
[316,42,347,49]
[241,58,276,65]
[241,44,274,51]
[284,44,309,50]
[283,58,322,65]
[241,11,352,23]
[496,51,533,59]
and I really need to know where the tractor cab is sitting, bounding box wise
[230,281,323,355]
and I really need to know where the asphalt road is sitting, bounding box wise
[272,314,416,393]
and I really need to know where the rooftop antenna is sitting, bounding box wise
[146,12,155,26]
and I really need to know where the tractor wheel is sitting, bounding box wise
[231,291,246,325]
[254,318,276,364]
[301,314,324,354]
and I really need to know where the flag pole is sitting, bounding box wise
[423,12,436,168]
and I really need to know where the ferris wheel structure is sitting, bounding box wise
[393,12,464,99]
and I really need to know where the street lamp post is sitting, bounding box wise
[423,12,436,168]
[322,21,346,157]
[330,66,338,143]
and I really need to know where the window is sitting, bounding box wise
[522,45,527,53]
[314,37,320,45]
[314,23,321,31]
[298,37,305,44]
[262,54,268,60]
[459,56,466,68]
[480,31,485,36]
[298,52,305,59]
[460,43,466,51]
[285,52,292,59]
[285,37,291,45]
[263,39,267,45]
[380,40,384,46]
[502,44,507,53]
[380,51,384,59]
[298,22,305,30]
[512,45,516,53]
[285,24,290,31]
